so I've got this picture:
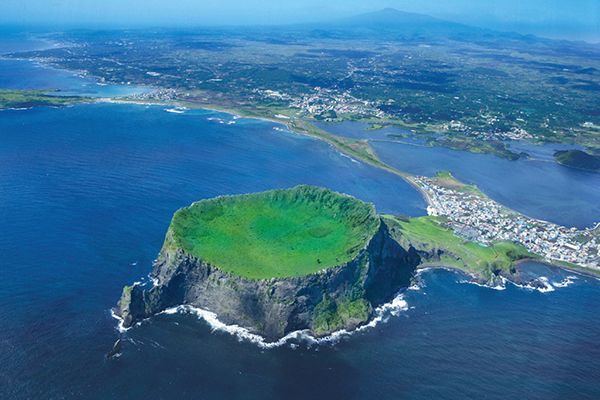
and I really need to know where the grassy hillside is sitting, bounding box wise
[167,186,380,279]
[431,170,482,195]
[384,215,532,278]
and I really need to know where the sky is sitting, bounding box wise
[1,0,599,40]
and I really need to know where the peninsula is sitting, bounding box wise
[0,89,89,109]
[116,185,545,338]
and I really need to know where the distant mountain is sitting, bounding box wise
[336,8,462,29]
[312,8,484,38]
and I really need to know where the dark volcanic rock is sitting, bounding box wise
[116,218,420,339]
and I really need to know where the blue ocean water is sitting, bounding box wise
[316,121,600,229]
[0,33,55,55]
[1,38,600,399]
[0,58,149,97]
[1,104,599,400]
[0,33,148,98]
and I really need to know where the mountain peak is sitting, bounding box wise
[343,8,445,24]
[328,8,475,36]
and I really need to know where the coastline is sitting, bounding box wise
[3,32,600,400]
[115,262,590,347]
[419,248,600,282]
[112,290,411,349]
[7,95,594,278]
[97,97,597,278]
[513,258,600,280]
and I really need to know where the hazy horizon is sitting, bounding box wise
[1,0,599,42]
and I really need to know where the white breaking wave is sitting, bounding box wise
[337,151,360,164]
[158,292,410,349]
[4,107,33,111]
[110,309,130,333]
[161,305,304,348]
[459,273,579,293]
[207,116,236,125]
[507,276,555,293]
[552,275,578,288]
[460,278,507,291]
[165,108,185,114]
[537,276,556,293]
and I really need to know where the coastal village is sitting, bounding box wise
[254,87,534,141]
[127,86,535,142]
[414,176,600,270]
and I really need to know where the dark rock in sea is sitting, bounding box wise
[106,338,122,359]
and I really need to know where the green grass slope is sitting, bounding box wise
[384,215,532,279]
[166,186,380,279]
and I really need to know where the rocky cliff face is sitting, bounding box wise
[116,218,420,339]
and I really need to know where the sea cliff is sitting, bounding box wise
[117,218,420,338]
[115,186,548,339]
[116,187,421,338]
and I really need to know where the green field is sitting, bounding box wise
[166,186,380,279]
[384,215,532,278]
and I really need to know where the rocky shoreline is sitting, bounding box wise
[116,217,421,339]
[115,210,556,339]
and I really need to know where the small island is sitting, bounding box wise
[554,150,600,173]
[116,185,536,338]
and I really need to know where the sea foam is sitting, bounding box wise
[110,309,130,333]
[552,275,578,288]
[459,273,579,293]
[153,292,410,349]
[165,108,185,114]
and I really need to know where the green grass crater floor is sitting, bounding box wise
[169,186,380,279]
